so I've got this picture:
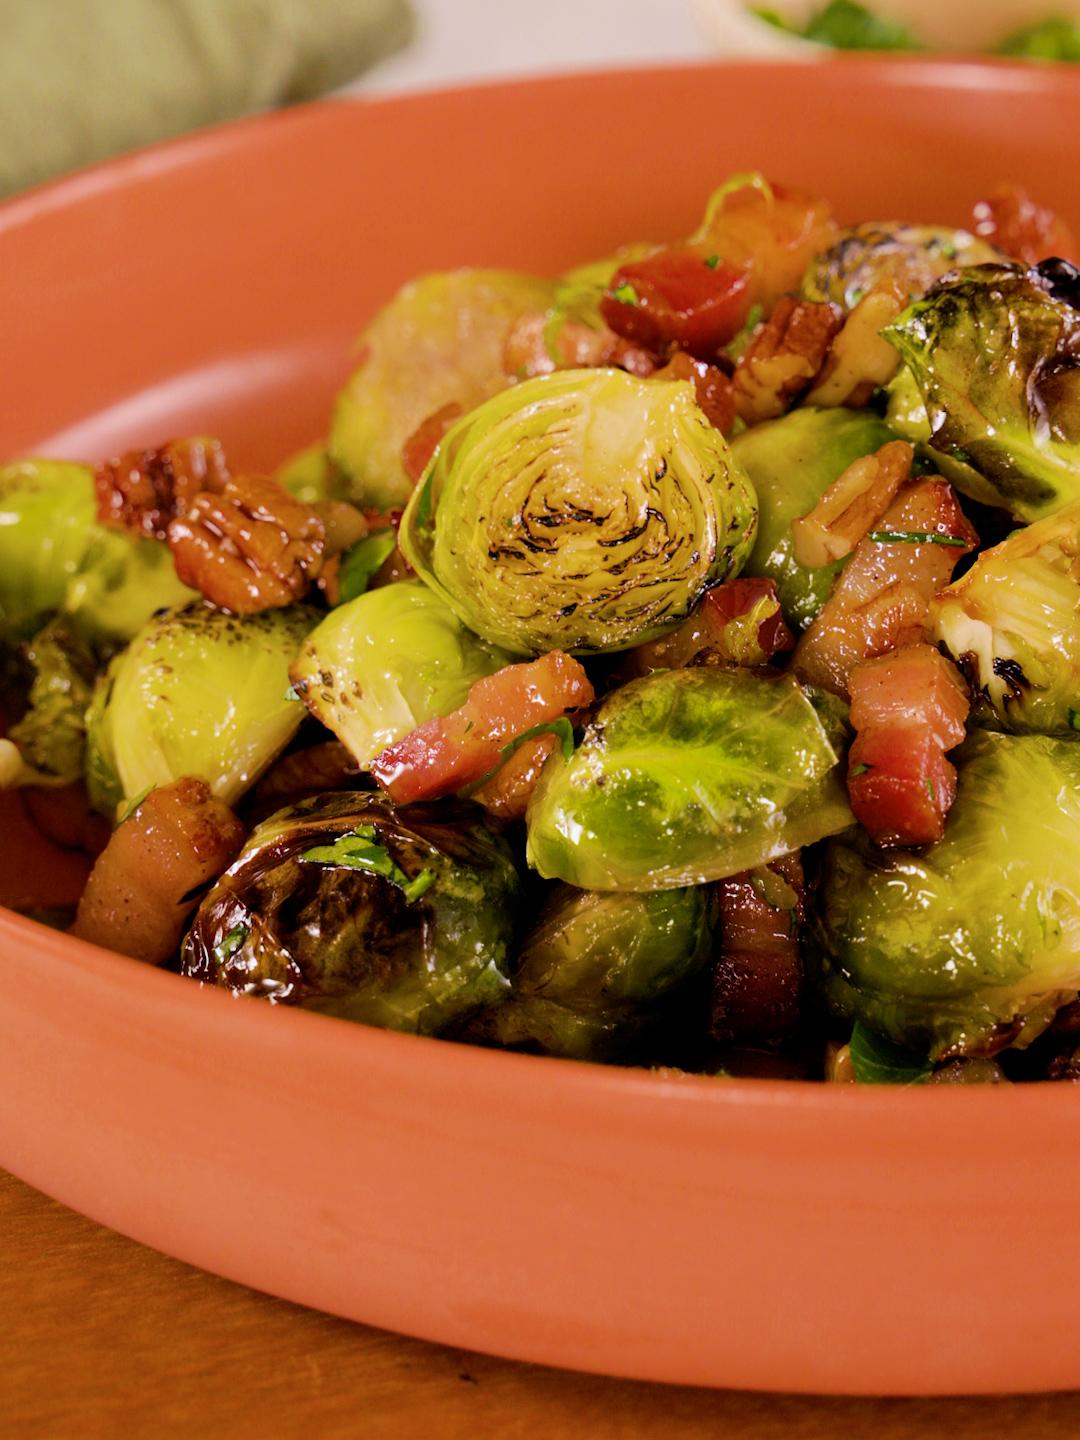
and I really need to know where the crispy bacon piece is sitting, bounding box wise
[471,733,558,822]
[94,437,230,541]
[73,777,244,964]
[503,312,657,379]
[792,440,914,568]
[370,651,594,805]
[793,477,978,699]
[733,296,843,423]
[710,852,806,1047]
[627,577,793,676]
[601,246,753,359]
[698,180,838,310]
[972,183,1078,265]
[168,475,325,614]
[805,282,907,409]
[846,644,970,848]
[401,402,464,484]
[653,350,737,434]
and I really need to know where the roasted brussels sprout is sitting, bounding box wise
[63,530,196,645]
[86,602,315,815]
[400,369,758,655]
[2,620,96,787]
[329,269,556,510]
[885,259,1080,521]
[0,460,96,638]
[275,441,346,505]
[526,666,852,891]
[803,222,999,311]
[731,406,895,630]
[931,498,1080,733]
[290,580,513,768]
[183,792,520,1034]
[483,883,716,1060]
[814,731,1080,1059]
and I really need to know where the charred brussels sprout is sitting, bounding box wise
[485,883,716,1060]
[0,460,96,638]
[86,602,315,815]
[401,369,758,655]
[932,499,1080,734]
[182,792,520,1034]
[803,222,999,311]
[290,581,513,767]
[885,259,1080,521]
[732,407,895,630]
[329,269,556,510]
[814,731,1080,1059]
[1,620,96,787]
[526,666,852,890]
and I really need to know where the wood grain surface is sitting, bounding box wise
[2,1166,1078,1440]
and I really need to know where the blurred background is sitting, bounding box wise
[4,0,1080,197]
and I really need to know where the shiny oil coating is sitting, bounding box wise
[401,370,758,655]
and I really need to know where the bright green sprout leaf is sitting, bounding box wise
[118,783,157,826]
[866,530,968,547]
[212,924,250,967]
[849,1022,932,1085]
[337,530,398,604]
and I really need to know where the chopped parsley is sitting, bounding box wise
[704,253,721,270]
[866,530,967,547]
[609,280,640,307]
[849,762,872,777]
[300,824,435,903]
[118,783,156,826]
[500,716,576,765]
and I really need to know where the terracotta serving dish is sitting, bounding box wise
[1,59,1078,1396]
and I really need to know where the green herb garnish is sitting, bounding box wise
[300,824,435,904]
[118,783,156,825]
[337,530,399,605]
[213,924,250,966]
[501,716,576,765]
[866,530,967,547]
[610,280,640,307]
[849,1022,932,1085]
[704,253,721,270]
[849,762,871,777]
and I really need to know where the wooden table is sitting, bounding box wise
[2,1169,1077,1438]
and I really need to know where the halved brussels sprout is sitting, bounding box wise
[732,407,895,630]
[86,602,316,815]
[3,620,96,787]
[814,731,1080,1059]
[0,460,96,639]
[803,222,1000,311]
[885,259,1080,521]
[526,666,852,890]
[182,792,520,1035]
[931,498,1080,733]
[329,269,556,511]
[883,365,997,502]
[290,580,513,768]
[63,530,196,645]
[401,369,758,656]
[484,883,716,1060]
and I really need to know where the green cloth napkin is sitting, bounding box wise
[0,0,414,197]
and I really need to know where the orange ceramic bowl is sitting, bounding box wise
[1,59,1078,1396]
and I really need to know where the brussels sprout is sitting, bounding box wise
[329,269,556,511]
[484,883,716,1060]
[182,792,520,1034]
[3,620,96,787]
[884,259,1080,521]
[63,530,196,645]
[814,731,1080,1059]
[0,460,96,639]
[883,365,997,501]
[275,440,347,505]
[803,222,999,311]
[86,602,315,815]
[401,369,758,656]
[526,666,852,891]
[290,580,513,768]
[931,499,1080,734]
[732,407,896,630]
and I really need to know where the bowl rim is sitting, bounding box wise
[2,52,1077,1125]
